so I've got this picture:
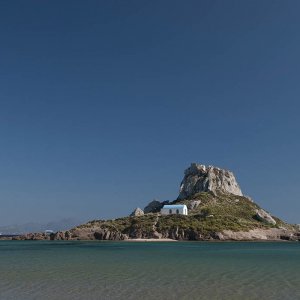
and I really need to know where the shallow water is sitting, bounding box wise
[0,241,300,300]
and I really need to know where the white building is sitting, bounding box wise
[160,204,188,215]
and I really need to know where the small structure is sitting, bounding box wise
[160,204,188,216]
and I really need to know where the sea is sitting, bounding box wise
[0,241,300,300]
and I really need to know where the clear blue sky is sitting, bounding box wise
[0,0,299,225]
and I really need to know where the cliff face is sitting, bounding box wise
[178,163,243,199]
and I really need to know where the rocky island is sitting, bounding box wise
[9,163,300,241]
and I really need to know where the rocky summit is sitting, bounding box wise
[9,163,300,242]
[178,163,243,199]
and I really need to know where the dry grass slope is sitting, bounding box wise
[73,192,292,239]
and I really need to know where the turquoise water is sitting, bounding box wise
[0,241,300,300]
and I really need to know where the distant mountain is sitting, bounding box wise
[0,218,82,234]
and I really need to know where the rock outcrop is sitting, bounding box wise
[93,230,128,241]
[178,163,243,199]
[130,208,144,217]
[187,200,201,210]
[144,200,168,213]
[255,209,276,225]
[219,228,294,241]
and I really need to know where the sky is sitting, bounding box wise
[0,0,300,226]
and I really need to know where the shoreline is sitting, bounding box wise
[126,238,177,242]
[0,237,298,242]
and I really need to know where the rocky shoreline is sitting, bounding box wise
[4,224,299,242]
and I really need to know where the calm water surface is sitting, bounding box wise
[0,241,300,300]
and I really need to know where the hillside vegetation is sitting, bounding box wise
[68,192,293,240]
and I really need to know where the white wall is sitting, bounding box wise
[161,206,188,215]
